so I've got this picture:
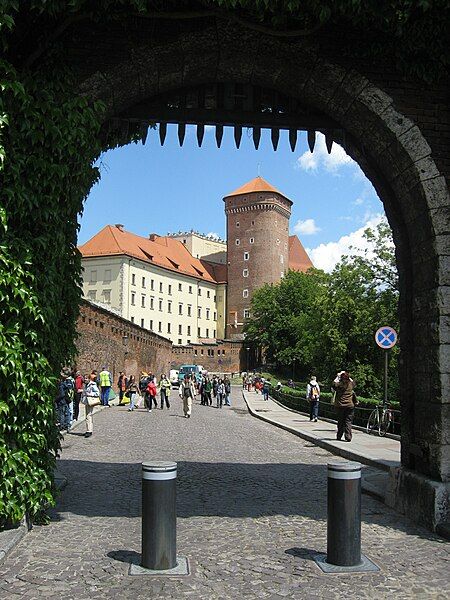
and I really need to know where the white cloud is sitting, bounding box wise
[296,133,356,175]
[306,214,385,272]
[293,218,321,235]
[353,197,364,206]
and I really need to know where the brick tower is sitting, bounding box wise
[224,176,293,339]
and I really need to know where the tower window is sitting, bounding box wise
[244,309,250,319]
[250,237,254,244]
[236,221,240,227]
[243,289,249,298]
[235,239,240,246]
[280,254,284,264]
[251,220,255,226]
[244,252,249,261]
[243,269,249,277]
[276,239,280,245]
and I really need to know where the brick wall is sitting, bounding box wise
[76,300,173,381]
[171,341,244,375]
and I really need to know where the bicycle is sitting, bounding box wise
[366,402,393,436]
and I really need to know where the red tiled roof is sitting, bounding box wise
[224,176,292,204]
[79,225,222,284]
[288,235,314,272]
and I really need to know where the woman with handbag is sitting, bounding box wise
[82,371,100,438]
[127,375,139,411]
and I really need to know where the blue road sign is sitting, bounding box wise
[375,326,397,349]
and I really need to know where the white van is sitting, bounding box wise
[169,369,179,387]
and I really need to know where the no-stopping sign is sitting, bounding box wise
[375,326,397,349]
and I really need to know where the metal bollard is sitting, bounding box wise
[327,460,362,567]
[141,461,177,570]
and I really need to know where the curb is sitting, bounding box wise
[242,392,395,473]
[0,399,117,565]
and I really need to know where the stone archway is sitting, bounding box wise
[13,14,450,529]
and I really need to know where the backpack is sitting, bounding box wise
[63,379,75,404]
[309,384,319,400]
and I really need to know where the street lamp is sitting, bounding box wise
[246,347,250,373]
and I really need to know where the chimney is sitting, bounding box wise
[149,233,159,241]
[115,224,124,231]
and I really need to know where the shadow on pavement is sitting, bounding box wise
[49,459,445,543]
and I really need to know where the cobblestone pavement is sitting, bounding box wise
[1,389,448,599]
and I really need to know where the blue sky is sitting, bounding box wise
[79,125,384,271]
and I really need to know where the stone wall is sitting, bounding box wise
[171,341,244,375]
[76,300,173,381]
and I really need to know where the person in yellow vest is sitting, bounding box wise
[99,366,112,407]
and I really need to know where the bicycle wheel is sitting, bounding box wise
[379,409,392,437]
[366,409,380,435]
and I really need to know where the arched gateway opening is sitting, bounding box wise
[2,9,448,532]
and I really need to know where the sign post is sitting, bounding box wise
[375,326,397,404]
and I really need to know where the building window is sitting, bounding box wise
[244,252,249,261]
[150,320,153,330]
[244,309,250,319]
[131,273,136,285]
[207,290,210,298]
[104,269,111,283]
[141,318,145,328]
[151,279,154,290]
[198,327,201,337]
[168,284,172,295]
[206,328,209,337]
[159,281,163,293]
[206,308,210,320]
[281,254,284,264]
[178,324,182,335]
[276,238,280,245]
[131,316,135,323]
[187,340,191,345]
[189,285,192,294]
[90,270,97,284]
[179,303,183,315]
[236,221,240,227]
[167,323,171,334]
[141,295,145,308]
[150,297,154,310]
[178,339,182,345]
[198,288,201,296]
[131,292,136,306]
[168,301,172,313]
[142,276,146,288]
[87,290,96,301]
[235,239,240,246]
[214,295,216,302]
[250,237,254,244]
[187,325,191,336]
[159,299,163,311]
[243,289,249,298]
[214,311,217,320]
[187,304,192,317]
[178,283,182,291]
[103,289,111,303]
[158,322,162,333]
[243,269,249,277]
[198,307,201,318]
[213,329,216,337]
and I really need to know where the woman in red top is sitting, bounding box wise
[74,370,84,421]
[146,378,157,413]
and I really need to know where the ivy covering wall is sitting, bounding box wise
[0,0,447,526]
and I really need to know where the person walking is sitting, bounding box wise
[262,379,270,401]
[332,370,357,442]
[55,367,74,432]
[212,375,218,402]
[74,370,84,421]
[159,374,171,409]
[224,377,231,406]
[127,375,139,411]
[99,366,112,406]
[204,376,212,406]
[179,374,196,418]
[306,375,321,422]
[145,377,157,412]
[117,371,128,405]
[82,371,100,438]
[216,379,225,408]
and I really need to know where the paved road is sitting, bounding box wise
[0,389,448,599]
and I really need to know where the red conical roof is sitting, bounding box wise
[224,176,291,203]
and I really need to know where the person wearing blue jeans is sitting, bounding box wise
[99,367,112,406]
[262,380,270,401]
[306,376,321,422]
